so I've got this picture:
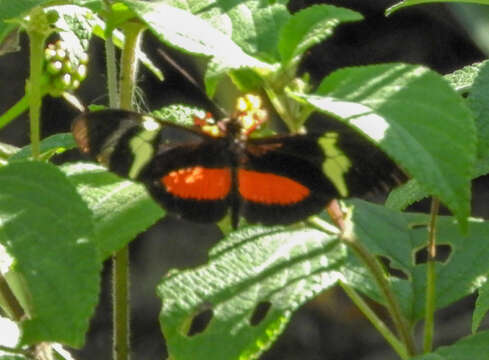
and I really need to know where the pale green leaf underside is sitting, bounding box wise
[61,162,164,261]
[121,0,270,70]
[163,0,290,62]
[0,161,100,347]
[158,225,344,360]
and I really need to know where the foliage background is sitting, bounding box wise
[0,0,486,359]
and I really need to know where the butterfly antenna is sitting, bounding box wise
[157,48,228,118]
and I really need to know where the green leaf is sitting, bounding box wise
[445,60,487,93]
[158,225,345,360]
[467,61,489,162]
[163,0,290,63]
[411,329,489,360]
[473,280,489,333]
[386,0,489,16]
[61,162,164,260]
[120,0,272,95]
[0,356,26,360]
[342,199,489,323]
[297,63,475,228]
[278,4,362,67]
[449,4,489,57]
[0,161,100,347]
[9,133,77,162]
[121,0,269,66]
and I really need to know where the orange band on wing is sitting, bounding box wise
[162,167,231,200]
[238,169,310,205]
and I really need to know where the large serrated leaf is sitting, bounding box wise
[158,225,345,360]
[0,161,100,347]
[61,162,164,260]
[278,4,362,67]
[297,63,475,228]
[342,199,489,323]
[411,329,489,360]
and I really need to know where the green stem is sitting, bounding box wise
[111,20,145,360]
[119,22,145,110]
[343,233,417,356]
[104,0,119,108]
[26,15,49,159]
[113,245,130,360]
[0,345,28,356]
[0,275,24,322]
[339,281,409,360]
[423,197,439,353]
[0,95,29,130]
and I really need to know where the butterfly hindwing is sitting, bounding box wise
[240,136,338,225]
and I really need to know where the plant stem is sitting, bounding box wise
[104,0,119,108]
[111,20,145,360]
[0,95,29,130]
[423,197,439,353]
[26,8,51,159]
[0,275,24,321]
[324,201,417,357]
[119,22,145,111]
[113,245,130,360]
[343,233,417,356]
[0,345,29,356]
[339,281,409,360]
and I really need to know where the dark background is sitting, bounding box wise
[0,1,487,359]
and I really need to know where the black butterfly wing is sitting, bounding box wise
[239,135,339,225]
[72,109,233,223]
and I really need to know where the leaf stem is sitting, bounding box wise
[423,197,439,353]
[339,281,409,360]
[0,274,24,322]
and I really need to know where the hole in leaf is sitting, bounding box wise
[250,301,272,326]
[377,256,408,280]
[415,244,452,265]
[187,308,213,336]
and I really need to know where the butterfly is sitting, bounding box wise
[72,96,404,228]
